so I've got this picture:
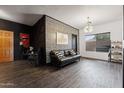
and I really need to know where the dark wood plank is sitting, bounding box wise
[0,58,122,88]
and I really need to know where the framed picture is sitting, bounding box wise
[57,32,68,44]
[20,33,30,48]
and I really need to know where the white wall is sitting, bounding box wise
[79,19,123,60]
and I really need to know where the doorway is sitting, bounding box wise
[0,30,14,62]
[72,34,77,52]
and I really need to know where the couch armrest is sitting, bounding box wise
[50,55,62,63]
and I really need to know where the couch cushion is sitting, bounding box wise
[61,55,81,62]
[61,56,73,61]
[72,55,81,58]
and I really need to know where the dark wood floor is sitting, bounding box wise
[0,58,122,88]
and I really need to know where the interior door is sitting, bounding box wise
[0,30,14,62]
[72,34,77,52]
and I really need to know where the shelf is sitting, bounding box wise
[109,41,122,63]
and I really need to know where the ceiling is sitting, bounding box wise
[0,5,123,29]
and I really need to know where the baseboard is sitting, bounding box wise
[81,56,108,62]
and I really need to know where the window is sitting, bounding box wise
[85,32,110,52]
[85,35,96,51]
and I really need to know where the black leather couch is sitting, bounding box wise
[50,49,81,67]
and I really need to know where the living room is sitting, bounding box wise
[0,5,123,88]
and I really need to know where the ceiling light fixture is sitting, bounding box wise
[84,17,93,33]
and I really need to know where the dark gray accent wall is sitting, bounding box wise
[122,5,124,88]
[45,16,79,63]
[0,19,32,60]
[30,16,46,63]
[30,16,45,49]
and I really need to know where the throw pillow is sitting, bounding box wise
[64,50,70,56]
[69,50,76,56]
